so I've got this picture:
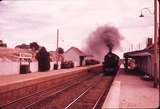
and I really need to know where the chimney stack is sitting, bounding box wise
[146,38,153,47]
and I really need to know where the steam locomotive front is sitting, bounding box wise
[103,47,119,76]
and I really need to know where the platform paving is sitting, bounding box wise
[103,69,159,109]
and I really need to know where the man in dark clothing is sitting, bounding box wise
[36,47,50,72]
[79,56,85,66]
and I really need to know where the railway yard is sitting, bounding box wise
[0,65,159,109]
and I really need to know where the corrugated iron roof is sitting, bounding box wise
[124,44,159,58]
[65,47,87,56]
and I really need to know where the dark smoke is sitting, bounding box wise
[84,25,123,61]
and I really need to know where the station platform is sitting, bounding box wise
[102,68,159,109]
[0,65,101,92]
[0,67,85,86]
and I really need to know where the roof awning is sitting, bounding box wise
[125,52,151,57]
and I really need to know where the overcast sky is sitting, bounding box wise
[0,0,159,57]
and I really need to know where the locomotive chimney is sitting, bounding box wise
[106,43,113,53]
[108,46,112,53]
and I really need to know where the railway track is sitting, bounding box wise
[25,75,113,109]
[1,73,96,109]
[65,76,113,109]
[1,73,113,109]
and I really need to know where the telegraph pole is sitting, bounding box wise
[56,29,59,65]
[153,0,158,88]
[57,29,59,51]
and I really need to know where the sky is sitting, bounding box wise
[0,0,159,58]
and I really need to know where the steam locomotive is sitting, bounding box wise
[103,51,120,76]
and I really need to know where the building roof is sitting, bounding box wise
[124,44,159,58]
[65,47,87,56]
[48,51,57,61]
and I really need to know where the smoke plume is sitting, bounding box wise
[84,25,123,61]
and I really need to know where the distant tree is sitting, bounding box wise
[55,47,64,69]
[30,42,39,51]
[36,47,50,71]
[0,40,7,47]
[15,43,30,49]
[56,47,64,54]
